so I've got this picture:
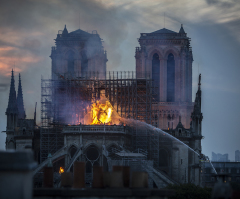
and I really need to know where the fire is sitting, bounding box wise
[91,100,113,125]
[59,167,64,174]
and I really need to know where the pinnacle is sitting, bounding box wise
[179,24,186,34]
[6,69,18,114]
[17,73,26,119]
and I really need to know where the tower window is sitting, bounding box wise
[167,53,175,102]
[67,51,75,74]
[81,51,88,77]
[152,53,160,101]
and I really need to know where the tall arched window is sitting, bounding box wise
[67,51,75,74]
[167,53,175,102]
[81,51,88,77]
[152,53,160,101]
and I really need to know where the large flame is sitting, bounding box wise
[91,100,113,125]
[59,167,64,174]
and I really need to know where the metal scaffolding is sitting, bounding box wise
[40,71,159,163]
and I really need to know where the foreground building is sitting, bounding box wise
[202,161,240,187]
[4,25,203,187]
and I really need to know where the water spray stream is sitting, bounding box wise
[119,117,217,174]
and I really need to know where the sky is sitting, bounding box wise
[0,0,240,160]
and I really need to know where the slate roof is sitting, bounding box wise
[69,29,91,36]
[151,28,177,34]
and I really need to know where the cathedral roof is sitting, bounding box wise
[150,28,177,34]
[69,29,91,36]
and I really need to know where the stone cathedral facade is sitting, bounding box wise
[4,25,203,186]
[136,25,193,129]
[135,25,202,184]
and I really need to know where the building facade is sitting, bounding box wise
[5,25,203,187]
[212,152,230,162]
[5,70,40,162]
[51,25,107,80]
[135,25,193,130]
[135,25,202,185]
[202,161,240,187]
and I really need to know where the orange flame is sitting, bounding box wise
[59,167,64,174]
[91,100,113,125]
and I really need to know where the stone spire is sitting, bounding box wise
[6,69,18,115]
[179,24,186,34]
[191,74,203,134]
[17,73,26,119]
[195,74,201,111]
[62,24,68,35]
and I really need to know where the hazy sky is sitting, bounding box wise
[0,0,240,160]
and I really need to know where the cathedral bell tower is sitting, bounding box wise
[135,25,194,130]
[50,25,107,80]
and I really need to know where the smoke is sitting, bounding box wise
[0,0,239,159]
[0,84,8,92]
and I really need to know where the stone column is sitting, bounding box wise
[188,57,193,102]
[146,58,151,78]
[181,53,186,102]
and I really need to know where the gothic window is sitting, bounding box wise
[85,146,99,174]
[167,53,175,102]
[67,51,75,74]
[86,146,99,161]
[81,51,88,77]
[69,145,77,158]
[152,53,160,101]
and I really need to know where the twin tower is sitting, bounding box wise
[50,25,195,130]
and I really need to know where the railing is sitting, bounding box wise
[62,125,126,134]
[157,101,194,106]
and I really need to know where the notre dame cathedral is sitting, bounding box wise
[4,24,203,187]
